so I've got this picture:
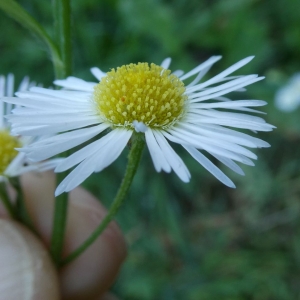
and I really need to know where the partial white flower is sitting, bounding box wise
[0,74,61,181]
[5,57,274,195]
[275,73,300,112]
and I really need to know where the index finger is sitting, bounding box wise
[21,171,127,300]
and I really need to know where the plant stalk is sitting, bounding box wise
[61,133,145,266]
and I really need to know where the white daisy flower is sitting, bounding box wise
[0,74,62,181]
[5,56,274,196]
[275,73,300,112]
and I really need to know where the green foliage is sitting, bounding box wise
[1,0,300,299]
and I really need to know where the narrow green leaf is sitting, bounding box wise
[0,0,63,78]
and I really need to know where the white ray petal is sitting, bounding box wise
[211,96,266,114]
[8,158,63,176]
[4,153,26,176]
[161,57,172,70]
[211,154,245,175]
[20,88,91,103]
[8,109,92,118]
[0,107,3,129]
[187,117,274,132]
[8,113,97,124]
[145,129,171,173]
[4,74,15,115]
[18,76,30,92]
[6,74,14,97]
[153,130,191,182]
[24,87,91,102]
[194,124,270,148]
[162,130,255,165]
[186,56,254,91]
[186,110,275,132]
[26,124,107,148]
[179,56,222,81]
[90,67,106,81]
[23,124,108,161]
[5,96,78,110]
[228,107,266,114]
[8,165,40,176]
[178,123,262,148]
[94,129,132,172]
[54,77,96,91]
[55,139,107,172]
[172,70,184,77]
[186,67,211,87]
[171,127,258,159]
[36,158,64,172]
[55,130,131,196]
[184,145,235,188]
[55,154,99,196]
[189,76,264,101]
[187,109,267,123]
[55,129,128,172]
[187,74,258,96]
[190,100,267,109]
[11,117,103,136]
[0,76,4,128]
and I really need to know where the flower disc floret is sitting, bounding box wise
[93,62,187,129]
[0,130,21,175]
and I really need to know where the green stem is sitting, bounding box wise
[52,0,72,78]
[0,0,63,79]
[0,181,16,219]
[50,171,69,266]
[61,133,145,266]
[9,177,37,234]
[49,0,72,266]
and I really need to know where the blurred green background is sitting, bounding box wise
[1,0,300,299]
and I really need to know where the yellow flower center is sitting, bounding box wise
[0,130,21,176]
[93,62,187,129]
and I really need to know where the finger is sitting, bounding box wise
[60,186,127,300]
[0,201,8,218]
[21,171,127,300]
[0,219,60,300]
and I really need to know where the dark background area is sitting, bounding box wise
[1,0,300,299]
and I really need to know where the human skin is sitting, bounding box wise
[0,171,127,300]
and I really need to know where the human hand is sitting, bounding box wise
[0,171,127,300]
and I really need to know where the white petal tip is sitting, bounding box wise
[161,57,172,70]
[55,181,68,197]
[54,190,62,197]
[53,79,61,85]
[225,181,236,188]
[54,186,67,197]
[90,67,98,72]
[260,142,271,148]
[133,120,148,133]
[247,55,255,61]
[180,175,191,183]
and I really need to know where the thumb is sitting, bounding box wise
[0,219,60,300]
